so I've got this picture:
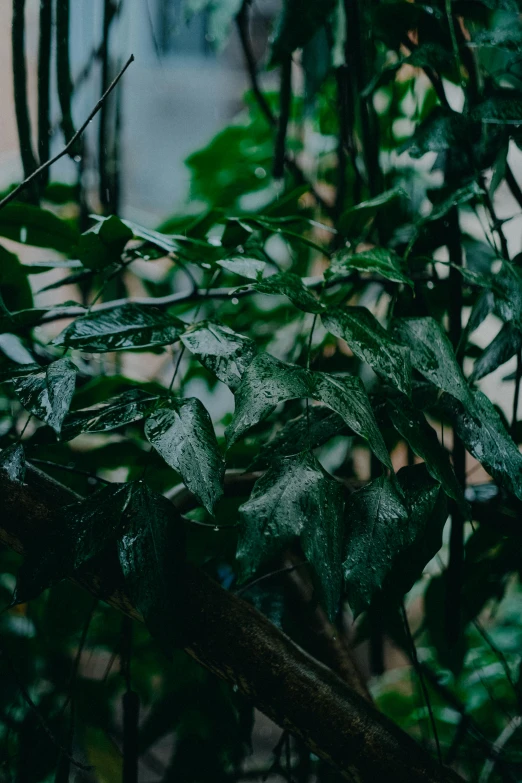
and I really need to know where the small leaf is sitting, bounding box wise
[326,248,413,288]
[77,215,133,270]
[387,396,468,515]
[60,389,159,441]
[338,187,405,236]
[0,204,78,252]
[392,317,472,405]
[181,321,258,391]
[0,443,25,483]
[0,333,35,366]
[253,272,325,313]
[237,451,344,619]
[12,358,77,435]
[117,484,186,647]
[14,483,132,603]
[471,322,522,381]
[54,304,185,352]
[145,398,225,514]
[322,306,412,396]
[400,107,471,158]
[343,476,408,617]
[216,257,266,281]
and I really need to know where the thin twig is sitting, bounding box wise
[0,54,135,211]
[273,57,292,179]
[235,562,309,597]
[37,0,52,177]
[12,0,38,187]
[30,459,111,485]
[56,0,76,143]
[479,716,522,783]
[511,350,521,438]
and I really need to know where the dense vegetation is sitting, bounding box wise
[2,0,522,780]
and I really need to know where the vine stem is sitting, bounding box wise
[12,0,38,190]
[0,54,135,211]
[511,350,521,438]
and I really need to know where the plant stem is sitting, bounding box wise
[99,0,118,211]
[56,0,76,144]
[12,0,38,195]
[37,0,52,182]
[512,350,521,439]
[273,57,292,180]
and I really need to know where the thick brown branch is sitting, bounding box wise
[0,466,462,783]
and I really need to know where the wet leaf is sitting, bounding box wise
[60,389,159,441]
[339,187,405,236]
[471,322,522,381]
[392,317,472,405]
[117,483,186,647]
[145,398,225,514]
[237,451,344,619]
[77,215,133,270]
[181,321,258,391]
[14,483,133,603]
[253,272,325,313]
[0,443,25,483]
[0,204,78,252]
[12,358,77,435]
[326,248,413,288]
[216,257,266,281]
[54,304,185,352]
[322,306,412,396]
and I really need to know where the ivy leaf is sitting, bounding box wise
[322,306,412,396]
[60,390,159,442]
[0,204,78,252]
[0,443,25,483]
[117,484,186,648]
[54,304,185,352]
[392,317,472,405]
[471,322,522,381]
[237,451,344,619]
[181,321,258,391]
[14,483,133,604]
[338,187,405,236]
[327,248,413,288]
[77,215,133,270]
[253,272,325,313]
[216,257,266,281]
[387,396,468,516]
[343,476,408,617]
[12,358,77,435]
[145,398,225,514]
[250,405,345,470]
[440,390,522,502]
[270,0,338,65]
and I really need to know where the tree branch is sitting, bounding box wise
[0,465,462,783]
[0,55,135,211]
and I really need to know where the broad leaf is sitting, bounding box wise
[270,0,338,64]
[181,321,258,391]
[322,306,412,396]
[253,272,325,313]
[12,358,78,435]
[118,484,186,647]
[0,333,35,366]
[387,396,468,515]
[60,389,159,441]
[471,95,522,124]
[216,257,266,281]
[145,398,224,514]
[471,322,522,381]
[77,215,133,270]
[400,107,471,158]
[326,248,413,288]
[392,317,472,405]
[237,451,344,618]
[339,188,405,236]
[14,483,133,603]
[0,245,33,311]
[54,304,185,352]
[0,443,25,483]
[440,391,522,502]
[0,204,78,252]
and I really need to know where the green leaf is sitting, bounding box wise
[54,304,185,352]
[12,358,77,435]
[0,333,35,366]
[422,181,483,224]
[145,398,225,514]
[14,483,133,603]
[387,396,468,515]
[0,204,78,252]
[253,272,325,313]
[181,321,258,391]
[469,25,522,50]
[343,476,408,617]
[216,257,266,281]
[471,94,522,124]
[322,306,412,395]
[237,451,344,619]
[471,322,522,381]
[338,187,405,236]
[0,443,25,483]
[0,245,33,311]
[77,215,133,270]
[250,405,345,469]
[326,248,413,288]
[60,389,159,442]
[440,390,522,502]
[401,107,471,158]
[227,353,391,468]
[270,0,338,65]
[392,317,472,405]
[117,483,186,647]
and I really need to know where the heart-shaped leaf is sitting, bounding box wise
[13,358,77,435]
